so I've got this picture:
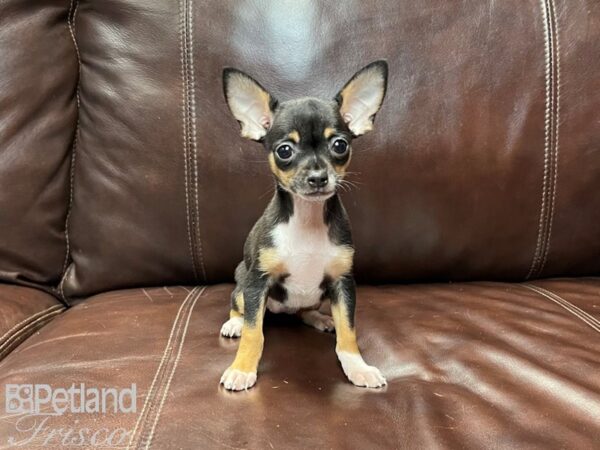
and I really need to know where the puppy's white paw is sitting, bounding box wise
[220,368,257,391]
[338,351,386,388]
[346,365,386,388]
[220,317,243,338]
[301,310,335,333]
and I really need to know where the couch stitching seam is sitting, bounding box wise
[126,287,198,448]
[140,298,191,442]
[0,309,64,354]
[526,0,553,280]
[127,294,186,447]
[532,284,600,330]
[187,0,207,282]
[0,314,64,361]
[59,0,81,300]
[179,0,199,281]
[144,287,203,448]
[0,307,65,358]
[58,263,74,306]
[522,284,600,333]
[539,0,561,275]
[0,305,64,345]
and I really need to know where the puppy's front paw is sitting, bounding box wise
[347,365,386,388]
[220,317,243,338]
[338,351,386,388]
[220,368,257,391]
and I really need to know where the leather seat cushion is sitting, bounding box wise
[0,280,598,449]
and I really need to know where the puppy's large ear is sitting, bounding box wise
[335,60,388,136]
[223,68,277,141]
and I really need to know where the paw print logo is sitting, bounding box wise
[5,384,33,414]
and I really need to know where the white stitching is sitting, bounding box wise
[137,307,192,446]
[523,284,600,333]
[527,0,553,280]
[536,284,600,330]
[0,308,65,357]
[127,287,197,447]
[58,263,73,305]
[187,0,207,282]
[539,0,561,275]
[524,284,600,332]
[143,287,204,449]
[126,287,198,449]
[179,0,199,281]
[0,308,64,354]
[0,305,64,345]
[130,286,206,449]
[60,0,81,300]
[527,0,551,279]
[536,0,555,278]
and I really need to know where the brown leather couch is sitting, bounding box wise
[1,1,599,448]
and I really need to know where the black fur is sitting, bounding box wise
[235,189,353,312]
[223,61,388,328]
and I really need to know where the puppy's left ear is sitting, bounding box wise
[335,60,388,136]
[223,68,278,141]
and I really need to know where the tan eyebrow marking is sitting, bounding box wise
[288,130,300,143]
[324,127,336,139]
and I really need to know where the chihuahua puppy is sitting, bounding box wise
[220,61,388,391]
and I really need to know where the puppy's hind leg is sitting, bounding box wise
[221,289,244,338]
[221,262,248,338]
[300,309,335,332]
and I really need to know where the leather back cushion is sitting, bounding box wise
[63,0,600,298]
[0,0,77,288]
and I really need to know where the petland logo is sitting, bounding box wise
[5,384,136,447]
[5,383,137,415]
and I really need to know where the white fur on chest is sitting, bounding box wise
[266,199,338,314]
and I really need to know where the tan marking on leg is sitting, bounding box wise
[330,288,386,387]
[324,127,336,139]
[229,318,265,373]
[258,247,287,277]
[331,299,359,354]
[326,246,354,280]
[268,153,297,189]
[231,292,244,317]
[288,130,300,143]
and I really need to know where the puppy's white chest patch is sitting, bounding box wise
[266,200,347,314]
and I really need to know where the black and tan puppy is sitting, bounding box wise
[220,61,388,391]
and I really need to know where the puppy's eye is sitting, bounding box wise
[275,144,293,161]
[331,138,349,156]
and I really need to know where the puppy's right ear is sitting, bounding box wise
[223,68,277,141]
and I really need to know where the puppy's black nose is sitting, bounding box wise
[307,171,328,188]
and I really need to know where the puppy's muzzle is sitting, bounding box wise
[306,169,329,189]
